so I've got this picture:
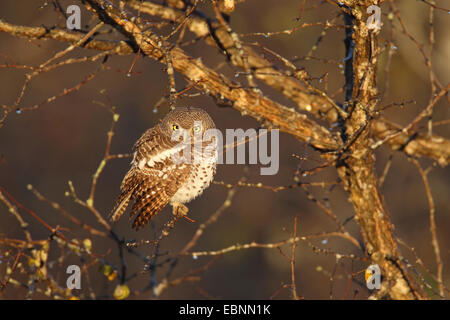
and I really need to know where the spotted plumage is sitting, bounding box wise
[109,107,217,230]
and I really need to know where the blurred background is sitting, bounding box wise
[0,0,449,299]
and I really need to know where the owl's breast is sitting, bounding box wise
[170,159,217,204]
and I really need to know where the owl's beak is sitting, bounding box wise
[182,130,190,143]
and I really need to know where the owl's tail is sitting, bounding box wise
[109,191,133,222]
[109,169,137,222]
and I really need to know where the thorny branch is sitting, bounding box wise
[1,8,449,163]
[0,0,448,300]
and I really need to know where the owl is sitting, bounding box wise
[109,107,217,230]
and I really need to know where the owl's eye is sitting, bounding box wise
[193,125,201,133]
[172,124,180,131]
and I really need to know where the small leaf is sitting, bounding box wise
[113,284,130,300]
[83,238,92,253]
[108,271,118,281]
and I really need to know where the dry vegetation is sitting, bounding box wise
[0,0,449,300]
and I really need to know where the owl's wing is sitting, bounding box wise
[129,160,190,230]
[132,126,169,167]
[110,126,190,230]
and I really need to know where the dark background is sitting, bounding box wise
[0,0,448,299]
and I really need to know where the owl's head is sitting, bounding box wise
[160,107,216,143]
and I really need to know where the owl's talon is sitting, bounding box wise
[172,203,189,217]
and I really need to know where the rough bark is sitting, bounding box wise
[336,1,423,299]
